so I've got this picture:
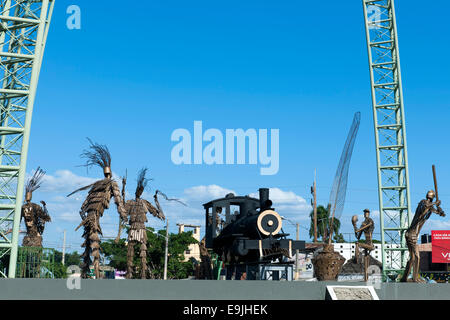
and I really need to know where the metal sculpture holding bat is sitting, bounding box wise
[67,139,127,279]
[117,168,185,279]
[401,165,446,282]
[21,167,51,247]
[351,209,375,281]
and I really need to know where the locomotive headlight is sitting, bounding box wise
[257,210,282,236]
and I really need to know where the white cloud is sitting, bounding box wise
[39,169,97,193]
[183,185,235,202]
[423,219,450,232]
[59,211,80,223]
[249,188,311,221]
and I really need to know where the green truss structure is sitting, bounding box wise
[0,0,54,278]
[362,0,412,278]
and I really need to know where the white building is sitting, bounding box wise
[177,224,201,262]
[333,242,401,266]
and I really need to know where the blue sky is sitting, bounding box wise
[21,0,450,252]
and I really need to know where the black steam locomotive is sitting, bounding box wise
[203,188,305,265]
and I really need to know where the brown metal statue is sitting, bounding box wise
[198,236,213,279]
[67,140,127,279]
[116,168,165,279]
[401,190,445,282]
[352,209,374,281]
[401,165,446,282]
[21,167,51,247]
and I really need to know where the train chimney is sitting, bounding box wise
[259,188,272,211]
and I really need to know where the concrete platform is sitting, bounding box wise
[1,279,449,300]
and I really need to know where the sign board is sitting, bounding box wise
[115,270,126,279]
[326,286,379,300]
[296,253,314,279]
[432,230,450,263]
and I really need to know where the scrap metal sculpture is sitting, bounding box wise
[67,140,127,279]
[352,209,375,281]
[21,168,51,247]
[327,112,361,243]
[401,166,445,282]
[198,237,213,280]
[117,168,165,279]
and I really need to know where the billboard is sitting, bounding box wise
[431,231,450,263]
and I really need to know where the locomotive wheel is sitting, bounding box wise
[257,210,282,236]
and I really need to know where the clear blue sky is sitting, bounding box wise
[23,0,450,251]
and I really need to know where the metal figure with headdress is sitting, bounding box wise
[67,139,127,279]
[21,167,51,247]
[118,168,185,279]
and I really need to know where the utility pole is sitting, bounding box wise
[311,169,318,243]
[163,219,169,280]
[295,223,299,280]
[62,230,66,265]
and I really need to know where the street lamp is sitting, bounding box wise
[146,218,169,280]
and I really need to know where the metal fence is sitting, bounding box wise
[16,247,55,278]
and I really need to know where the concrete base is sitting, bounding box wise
[1,279,450,300]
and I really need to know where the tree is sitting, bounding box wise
[309,205,345,243]
[53,250,83,278]
[100,227,198,279]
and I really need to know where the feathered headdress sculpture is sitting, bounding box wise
[25,167,45,200]
[81,138,112,171]
[67,139,113,198]
[135,167,151,198]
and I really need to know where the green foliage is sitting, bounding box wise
[52,250,83,278]
[100,239,128,271]
[308,205,344,243]
[0,248,83,279]
[100,227,198,279]
[0,249,9,275]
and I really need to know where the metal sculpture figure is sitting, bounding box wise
[21,168,51,247]
[401,190,445,282]
[117,168,165,279]
[352,209,375,281]
[401,165,446,282]
[198,237,213,280]
[67,140,127,279]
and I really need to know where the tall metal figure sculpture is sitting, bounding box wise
[118,168,165,279]
[401,166,446,282]
[352,209,374,281]
[401,190,445,282]
[21,168,51,247]
[68,140,127,279]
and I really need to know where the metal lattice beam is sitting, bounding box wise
[362,0,412,278]
[0,0,54,278]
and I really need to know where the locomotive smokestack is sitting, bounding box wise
[259,188,272,210]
